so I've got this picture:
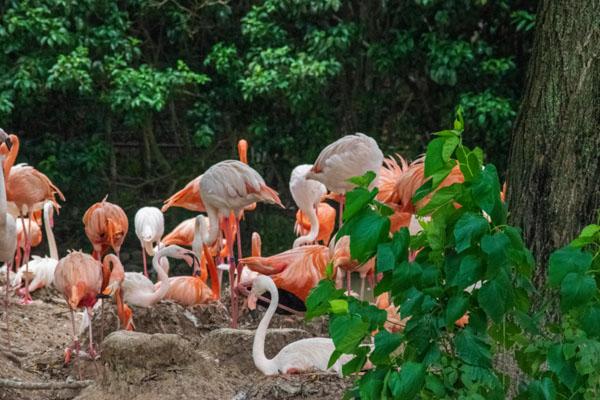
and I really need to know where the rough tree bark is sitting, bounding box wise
[507,0,600,289]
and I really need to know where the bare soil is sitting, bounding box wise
[0,281,350,400]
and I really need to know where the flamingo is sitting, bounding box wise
[294,202,336,246]
[14,210,42,269]
[53,251,103,376]
[306,133,383,226]
[1,133,64,304]
[248,275,352,376]
[289,164,328,248]
[12,201,59,297]
[102,245,198,331]
[219,231,262,286]
[162,216,231,261]
[83,196,128,260]
[161,138,252,213]
[240,244,330,305]
[199,159,283,327]
[0,143,17,348]
[99,254,134,331]
[134,206,164,277]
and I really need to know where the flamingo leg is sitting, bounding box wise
[360,276,366,299]
[67,308,82,380]
[14,247,21,271]
[235,216,243,285]
[4,260,11,350]
[223,215,238,328]
[141,242,148,278]
[338,195,345,228]
[19,214,32,305]
[346,270,352,294]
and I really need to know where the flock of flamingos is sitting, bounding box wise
[0,128,472,378]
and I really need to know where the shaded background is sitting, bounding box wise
[0,0,535,265]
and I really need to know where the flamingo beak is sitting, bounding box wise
[247,293,258,311]
[4,136,12,151]
[184,251,200,275]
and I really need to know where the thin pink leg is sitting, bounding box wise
[236,218,243,286]
[4,260,11,350]
[141,243,148,278]
[19,214,32,305]
[346,270,352,294]
[68,308,82,379]
[338,195,345,228]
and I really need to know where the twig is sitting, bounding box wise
[0,378,94,390]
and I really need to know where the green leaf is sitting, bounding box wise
[570,224,600,247]
[471,164,505,225]
[481,232,511,275]
[339,208,390,263]
[455,328,492,368]
[388,362,426,399]
[560,272,596,312]
[329,314,370,353]
[431,165,454,188]
[341,346,369,375]
[478,271,512,322]
[329,299,349,314]
[424,137,446,177]
[343,187,377,221]
[580,304,600,338]
[451,254,484,289]
[523,378,556,400]
[305,279,343,319]
[359,369,388,400]
[370,330,402,365]
[454,213,489,253]
[377,243,395,273]
[547,344,578,390]
[548,246,593,286]
[446,294,469,327]
[442,136,459,161]
[425,375,446,397]
[413,180,433,203]
[417,184,461,216]
[348,171,377,188]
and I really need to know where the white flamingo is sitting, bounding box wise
[134,206,164,278]
[12,201,59,295]
[289,164,327,248]
[249,275,352,376]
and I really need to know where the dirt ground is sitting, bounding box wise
[0,281,351,400]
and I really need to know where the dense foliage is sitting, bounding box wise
[0,0,534,255]
[306,111,600,399]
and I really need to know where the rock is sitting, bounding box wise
[200,328,312,370]
[102,331,193,369]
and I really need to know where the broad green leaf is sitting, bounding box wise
[413,180,433,203]
[417,184,461,216]
[370,330,402,365]
[431,165,454,188]
[341,346,369,374]
[343,187,377,221]
[424,137,446,177]
[454,328,492,368]
[359,369,388,400]
[329,314,370,353]
[339,208,390,263]
[580,304,600,338]
[478,271,512,322]
[446,294,469,326]
[442,136,459,161]
[560,272,596,312]
[388,362,426,399]
[471,164,505,225]
[347,170,377,188]
[451,254,484,289]
[376,243,395,273]
[305,279,343,319]
[547,344,578,390]
[523,378,556,400]
[548,246,593,286]
[329,299,348,314]
[425,375,446,397]
[481,232,510,275]
[454,213,489,253]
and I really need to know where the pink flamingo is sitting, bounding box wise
[289,164,328,247]
[199,159,283,327]
[82,196,128,260]
[306,133,383,227]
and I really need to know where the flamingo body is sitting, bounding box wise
[83,197,128,258]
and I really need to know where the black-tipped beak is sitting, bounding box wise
[5,136,12,151]
[185,251,200,272]
[96,293,110,299]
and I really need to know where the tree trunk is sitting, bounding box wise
[507,0,600,290]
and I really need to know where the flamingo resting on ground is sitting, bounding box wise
[1,133,64,304]
[0,144,17,348]
[83,196,128,260]
[134,206,164,277]
[248,275,352,376]
[53,251,103,376]
[12,201,59,297]
[289,164,327,247]
[306,133,383,226]
[199,159,284,327]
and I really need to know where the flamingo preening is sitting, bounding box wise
[294,202,336,246]
[0,142,17,348]
[83,196,128,260]
[1,133,64,304]
[306,133,383,226]
[248,275,352,376]
[200,159,283,327]
[289,164,328,248]
[134,206,164,277]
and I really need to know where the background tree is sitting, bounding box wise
[507,0,600,289]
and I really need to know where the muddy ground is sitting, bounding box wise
[0,282,351,400]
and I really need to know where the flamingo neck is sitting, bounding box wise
[205,205,220,246]
[43,203,58,260]
[253,280,279,375]
[2,135,18,180]
[203,243,220,299]
[143,239,155,256]
[151,250,171,304]
[293,205,319,248]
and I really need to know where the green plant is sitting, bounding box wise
[307,108,535,398]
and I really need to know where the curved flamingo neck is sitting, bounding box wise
[293,205,319,248]
[43,202,58,260]
[150,246,176,304]
[202,243,220,299]
[253,278,279,374]
[205,205,221,246]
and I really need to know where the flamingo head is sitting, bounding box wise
[247,275,273,310]
[238,139,248,164]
